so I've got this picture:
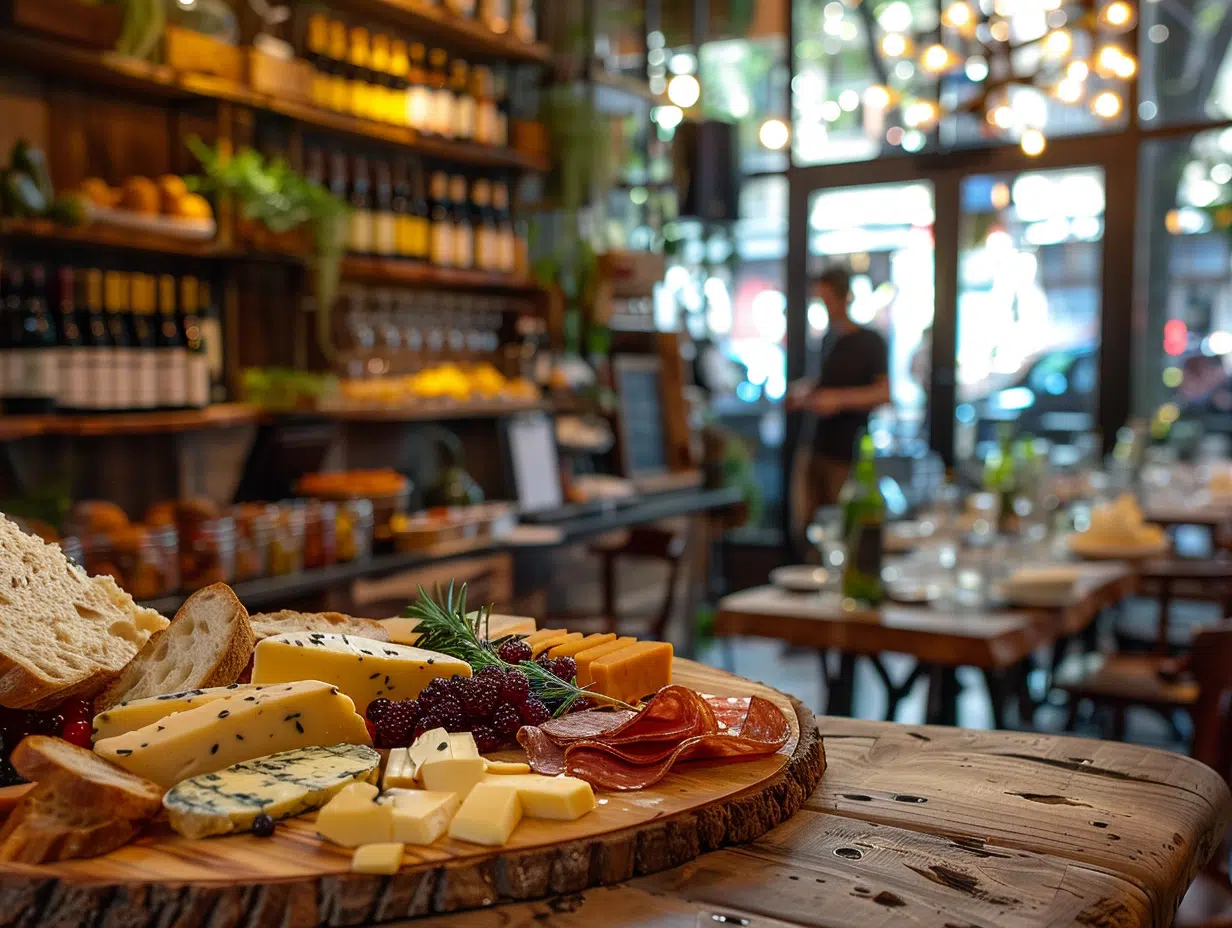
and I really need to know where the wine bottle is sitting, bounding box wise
[373,160,396,257]
[427,49,452,137]
[200,280,225,403]
[55,266,87,413]
[406,43,431,132]
[326,19,350,113]
[389,39,410,128]
[82,268,112,412]
[0,264,19,413]
[181,276,209,409]
[472,178,496,271]
[305,13,330,109]
[492,180,516,273]
[103,271,135,411]
[451,175,474,270]
[10,264,57,414]
[369,33,392,125]
[347,26,371,120]
[472,65,497,146]
[156,273,188,409]
[391,158,413,260]
[429,170,455,267]
[450,58,475,141]
[129,273,158,410]
[408,159,431,262]
[348,156,374,256]
[840,432,885,603]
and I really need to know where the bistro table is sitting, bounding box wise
[715,564,1136,726]
[409,715,1231,928]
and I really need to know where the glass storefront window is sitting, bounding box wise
[1139,1,1232,125]
[807,181,936,449]
[700,38,789,173]
[955,167,1105,460]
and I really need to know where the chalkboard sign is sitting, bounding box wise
[613,356,668,478]
[504,411,564,513]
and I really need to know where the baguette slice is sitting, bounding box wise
[0,774,146,863]
[94,583,255,713]
[250,609,391,642]
[11,736,164,817]
[0,514,168,710]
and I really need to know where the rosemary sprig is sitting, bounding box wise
[403,582,635,717]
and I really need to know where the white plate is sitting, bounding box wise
[770,566,830,593]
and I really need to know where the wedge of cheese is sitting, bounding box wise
[317,782,390,847]
[529,632,582,658]
[378,614,536,646]
[251,633,470,711]
[92,683,265,742]
[588,640,673,704]
[574,637,636,687]
[523,628,567,646]
[447,781,522,846]
[548,633,616,659]
[352,842,404,874]
[164,744,380,838]
[383,788,460,844]
[94,680,371,788]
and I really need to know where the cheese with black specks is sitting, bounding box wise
[93,683,271,742]
[164,743,381,838]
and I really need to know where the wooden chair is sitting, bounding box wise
[548,525,690,641]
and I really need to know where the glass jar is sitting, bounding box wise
[336,499,375,562]
[304,500,338,570]
[180,517,235,591]
[270,503,306,576]
[231,504,275,582]
[84,525,179,599]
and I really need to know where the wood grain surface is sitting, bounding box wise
[399,718,1230,928]
[0,661,825,927]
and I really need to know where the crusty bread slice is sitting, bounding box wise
[94,583,255,713]
[11,736,165,815]
[0,775,146,863]
[250,609,391,642]
[0,514,168,710]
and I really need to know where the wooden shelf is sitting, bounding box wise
[331,0,552,64]
[0,218,217,258]
[317,398,546,421]
[0,404,261,439]
[340,256,544,291]
[1,33,550,173]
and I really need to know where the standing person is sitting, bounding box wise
[787,267,891,558]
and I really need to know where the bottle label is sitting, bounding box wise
[434,89,454,137]
[158,348,189,408]
[375,213,397,256]
[454,98,475,141]
[349,212,374,254]
[37,349,60,403]
[431,222,455,266]
[454,227,474,269]
[408,87,431,130]
[111,347,136,410]
[137,350,159,409]
[476,103,497,146]
[476,229,495,271]
[86,348,111,410]
[498,233,516,273]
[201,317,223,388]
[187,354,209,408]
[408,216,430,258]
[14,350,58,401]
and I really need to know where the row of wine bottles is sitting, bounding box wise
[0,263,224,415]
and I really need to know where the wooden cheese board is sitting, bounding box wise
[0,660,824,926]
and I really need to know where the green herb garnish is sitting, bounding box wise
[404,582,635,717]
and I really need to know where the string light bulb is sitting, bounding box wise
[1091,90,1123,119]
[1094,45,1129,78]
[880,33,911,57]
[863,84,896,108]
[1098,0,1136,32]
[1067,60,1090,82]
[1043,29,1072,59]
[1055,79,1083,103]
[988,104,1014,129]
[758,118,790,150]
[920,43,959,74]
[1021,129,1046,156]
[942,1,974,30]
[904,100,940,128]
[666,73,700,108]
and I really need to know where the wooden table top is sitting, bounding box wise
[715,566,1135,669]
[404,718,1231,928]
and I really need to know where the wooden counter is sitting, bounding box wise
[407,717,1231,927]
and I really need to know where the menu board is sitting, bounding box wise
[613,356,668,478]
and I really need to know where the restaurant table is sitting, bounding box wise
[408,717,1231,928]
[715,565,1135,726]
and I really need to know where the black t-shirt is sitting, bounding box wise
[808,326,889,459]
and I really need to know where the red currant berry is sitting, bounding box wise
[60,699,93,723]
[60,720,93,749]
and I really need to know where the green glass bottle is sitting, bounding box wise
[985,424,1016,534]
[841,432,885,603]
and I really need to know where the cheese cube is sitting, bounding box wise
[93,683,264,742]
[447,732,478,759]
[94,680,371,788]
[351,842,404,875]
[574,637,637,687]
[530,632,582,658]
[252,633,471,712]
[484,760,531,775]
[165,743,380,838]
[548,633,616,659]
[420,755,487,799]
[589,641,673,704]
[447,781,522,846]
[483,773,595,821]
[382,748,418,790]
[382,789,460,844]
[317,782,392,847]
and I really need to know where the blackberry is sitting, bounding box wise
[459,675,501,721]
[476,664,505,681]
[500,669,531,706]
[374,700,419,748]
[471,724,501,754]
[251,814,276,838]
[497,638,533,664]
[366,698,392,722]
[518,698,551,727]
[417,678,451,709]
[433,696,467,733]
[552,656,577,682]
[491,703,521,738]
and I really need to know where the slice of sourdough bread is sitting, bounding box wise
[250,609,391,642]
[0,514,167,710]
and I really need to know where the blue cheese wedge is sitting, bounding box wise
[94,680,371,788]
[164,744,381,838]
[251,634,471,712]
[93,684,270,742]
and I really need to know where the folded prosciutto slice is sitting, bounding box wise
[517,685,791,790]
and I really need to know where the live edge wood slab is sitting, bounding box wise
[422,717,1231,928]
[0,661,825,927]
